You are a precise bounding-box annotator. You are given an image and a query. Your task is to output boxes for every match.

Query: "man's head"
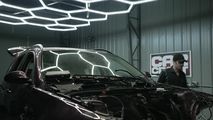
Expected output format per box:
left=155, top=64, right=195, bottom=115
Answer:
left=173, top=53, right=187, bottom=71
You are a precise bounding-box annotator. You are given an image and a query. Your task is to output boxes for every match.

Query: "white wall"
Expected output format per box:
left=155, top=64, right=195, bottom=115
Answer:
left=62, top=0, right=213, bottom=94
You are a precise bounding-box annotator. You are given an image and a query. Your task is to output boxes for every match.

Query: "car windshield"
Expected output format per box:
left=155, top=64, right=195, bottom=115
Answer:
left=41, top=49, right=143, bottom=78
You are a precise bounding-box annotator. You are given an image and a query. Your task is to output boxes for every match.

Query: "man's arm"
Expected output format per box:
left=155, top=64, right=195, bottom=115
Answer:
left=157, top=71, right=166, bottom=83
left=182, top=74, right=188, bottom=88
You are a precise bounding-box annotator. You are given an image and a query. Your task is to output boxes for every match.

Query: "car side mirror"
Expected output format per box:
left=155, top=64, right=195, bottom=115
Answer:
left=4, top=71, right=31, bottom=84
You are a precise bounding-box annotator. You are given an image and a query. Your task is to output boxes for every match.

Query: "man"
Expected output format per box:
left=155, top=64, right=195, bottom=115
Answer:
left=157, top=53, right=188, bottom=88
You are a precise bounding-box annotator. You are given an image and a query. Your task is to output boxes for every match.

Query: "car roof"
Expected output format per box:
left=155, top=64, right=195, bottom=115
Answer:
left=8, top=45, right=112, bottom=57
left=43, top=47, right=89, bottom=51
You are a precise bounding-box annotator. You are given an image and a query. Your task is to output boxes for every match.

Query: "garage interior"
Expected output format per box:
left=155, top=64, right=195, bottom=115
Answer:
left=0, top=0, right=213, bottom=119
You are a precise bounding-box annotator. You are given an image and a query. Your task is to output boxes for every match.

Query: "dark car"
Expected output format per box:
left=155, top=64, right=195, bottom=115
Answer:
left=0, top=44, right=213, bottom=120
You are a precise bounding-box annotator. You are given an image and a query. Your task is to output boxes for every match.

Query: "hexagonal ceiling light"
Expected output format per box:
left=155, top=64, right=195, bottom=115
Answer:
left=0, top=0, right=156, bottom=31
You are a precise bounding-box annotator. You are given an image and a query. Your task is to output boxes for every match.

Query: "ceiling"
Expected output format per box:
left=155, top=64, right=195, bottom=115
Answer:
left=0, top=0, right=156, bottom=31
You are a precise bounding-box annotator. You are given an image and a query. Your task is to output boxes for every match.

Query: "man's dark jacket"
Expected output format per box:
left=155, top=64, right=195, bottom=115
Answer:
left=158, top=67, right=188, bottom=88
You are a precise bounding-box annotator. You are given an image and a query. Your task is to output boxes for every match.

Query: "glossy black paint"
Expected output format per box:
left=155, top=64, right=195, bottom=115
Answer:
left=4, top=71, right=30, bottom=84
left=0, top=44, right=213, bottom=120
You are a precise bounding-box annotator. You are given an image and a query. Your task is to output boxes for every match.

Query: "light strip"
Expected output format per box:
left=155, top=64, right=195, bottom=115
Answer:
left=75, top=0, right=105, bottom=3
left=0, top=19, right=24, bottom=25
left=87, top=2, right=133, bottom=15
left=41, top=66, right=57, bottom=72
left=119, top=0, right=157, bottom=5
left=56, top=18, right=90, bottom=27
left=70, top=9, right=108, bottom=22
left=45, top=26, right=77, bottom=31
left=0, top=1, right=28, bottom=11
left=0, top=0, right=157, bottom=31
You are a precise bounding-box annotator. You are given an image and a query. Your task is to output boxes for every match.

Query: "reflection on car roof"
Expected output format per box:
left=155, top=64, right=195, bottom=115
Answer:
left=43, top=47, right=110, bottom=53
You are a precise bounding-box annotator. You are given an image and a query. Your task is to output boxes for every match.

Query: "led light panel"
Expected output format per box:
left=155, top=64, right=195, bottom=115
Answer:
left=0, top=0, right=156, bottom=31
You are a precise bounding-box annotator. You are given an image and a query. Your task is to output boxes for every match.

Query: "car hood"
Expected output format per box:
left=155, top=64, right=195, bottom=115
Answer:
left=58, top=83, right=213, bottom=120
left=42, top=75, right=213, bottom=120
